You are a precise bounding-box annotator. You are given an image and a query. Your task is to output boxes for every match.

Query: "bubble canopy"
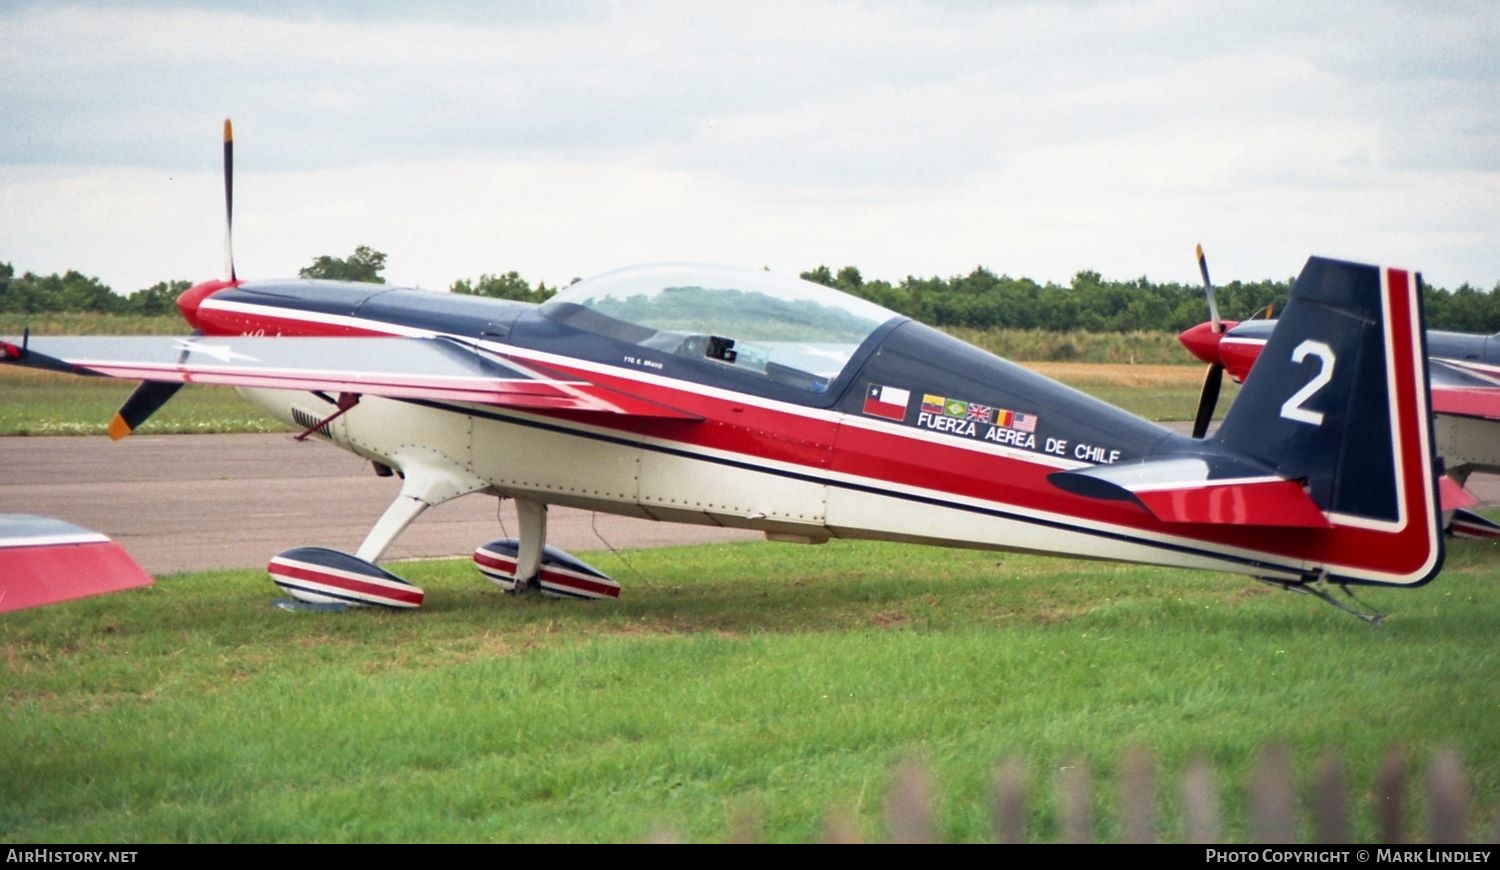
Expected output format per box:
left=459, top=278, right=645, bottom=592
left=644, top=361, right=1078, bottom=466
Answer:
left=539, top=264, right=903, bottom=393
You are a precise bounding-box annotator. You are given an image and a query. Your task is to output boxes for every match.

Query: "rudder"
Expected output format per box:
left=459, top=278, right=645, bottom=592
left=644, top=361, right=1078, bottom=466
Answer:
left=1214, top=257, right=1442, bottom=586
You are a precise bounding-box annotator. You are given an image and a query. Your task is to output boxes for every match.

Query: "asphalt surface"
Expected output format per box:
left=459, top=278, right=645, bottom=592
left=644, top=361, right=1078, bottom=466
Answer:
left=1, top=433, right=759, bottom=575
left=4, top=430, right=1494, bottom=575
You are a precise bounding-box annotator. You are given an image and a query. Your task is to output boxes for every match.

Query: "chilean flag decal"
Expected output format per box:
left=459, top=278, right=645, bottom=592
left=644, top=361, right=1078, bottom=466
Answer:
left=863, top=384, right=910, bottom=421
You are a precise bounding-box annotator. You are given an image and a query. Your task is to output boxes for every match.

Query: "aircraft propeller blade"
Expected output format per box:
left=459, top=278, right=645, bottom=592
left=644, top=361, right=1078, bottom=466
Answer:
left=1197, top=243, right=1221, bottom=334
left=224, top=118, right=236, bottom=282
left=109, top=381, right=184, bottom=441
left=1191, top=361, right=1223, bottom=439
left=1191, top=243, right=1226, bottom=438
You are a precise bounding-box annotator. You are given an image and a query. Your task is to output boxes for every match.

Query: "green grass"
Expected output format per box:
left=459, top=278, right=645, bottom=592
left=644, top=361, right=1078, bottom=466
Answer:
left=3, top=539, right=1496, bottom=843
left=0, top=313, right=190, bottom=336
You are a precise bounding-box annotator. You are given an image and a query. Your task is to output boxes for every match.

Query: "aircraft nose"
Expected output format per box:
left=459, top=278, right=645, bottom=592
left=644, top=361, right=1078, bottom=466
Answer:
left=176, top=279, right=238, bottom=330
left=1178, top=320, right=1226, bottom=366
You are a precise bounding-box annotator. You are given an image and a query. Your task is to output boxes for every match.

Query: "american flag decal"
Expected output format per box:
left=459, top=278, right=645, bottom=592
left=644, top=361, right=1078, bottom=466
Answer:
left=996, top=409, right=1039, bottom=432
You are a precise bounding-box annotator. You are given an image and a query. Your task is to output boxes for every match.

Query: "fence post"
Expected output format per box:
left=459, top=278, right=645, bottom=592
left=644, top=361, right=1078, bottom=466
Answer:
left=1251, top=743, right=1297, bottom=843
left=886, top=756, right=936, bottom=844
left=1119, top=746, right=1157, bottom=844
left=1181, top=754, right=1222, bottom=844
left=1377, top=746, right=1408, bottom=844
left=1312, top=752, right=1352, bottom=844
left=1058, top=756, right=1092, bottom=844
left=1428, top=747, right=1469, bottom=844
left=992, top=756, right=1028, bottom=844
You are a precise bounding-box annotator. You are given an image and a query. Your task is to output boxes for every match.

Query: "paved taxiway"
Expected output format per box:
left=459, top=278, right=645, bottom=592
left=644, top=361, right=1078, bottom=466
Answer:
left=1, top=434, right=760, bottom=574
left=4, top=431, right=1493, bottom=575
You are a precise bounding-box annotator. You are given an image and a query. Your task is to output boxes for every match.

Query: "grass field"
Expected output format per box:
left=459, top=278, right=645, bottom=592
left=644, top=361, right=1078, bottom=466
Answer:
left=0, top=320, right=1465, bottom=843
left=3, top=539, right=1496, bottom=843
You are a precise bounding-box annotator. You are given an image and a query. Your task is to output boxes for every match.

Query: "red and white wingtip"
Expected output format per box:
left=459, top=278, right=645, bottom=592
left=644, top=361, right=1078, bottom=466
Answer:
left=0, top=515, right=153, bottom=612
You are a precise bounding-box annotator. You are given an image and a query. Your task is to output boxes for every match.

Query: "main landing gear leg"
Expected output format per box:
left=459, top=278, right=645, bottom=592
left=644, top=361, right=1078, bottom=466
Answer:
left=510, top=498, right=548, bottom=594
left=357, top=460, right=488, bottom=562
left=267, top=456, right=487, bottom=610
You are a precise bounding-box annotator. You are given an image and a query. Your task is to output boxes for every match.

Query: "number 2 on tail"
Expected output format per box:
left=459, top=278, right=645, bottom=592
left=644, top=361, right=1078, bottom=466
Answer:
left=1280, top=340, right=1335, bottom=425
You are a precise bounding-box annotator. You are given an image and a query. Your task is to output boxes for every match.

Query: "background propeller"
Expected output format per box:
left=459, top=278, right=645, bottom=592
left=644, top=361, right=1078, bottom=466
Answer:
left=1189, top=243, right=1225, bottom=439
left=224, top=118, right=236, bottom=282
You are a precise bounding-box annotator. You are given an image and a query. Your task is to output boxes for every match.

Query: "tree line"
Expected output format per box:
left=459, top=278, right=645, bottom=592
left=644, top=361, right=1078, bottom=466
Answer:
left=4, top=247, right=1498, bottom=334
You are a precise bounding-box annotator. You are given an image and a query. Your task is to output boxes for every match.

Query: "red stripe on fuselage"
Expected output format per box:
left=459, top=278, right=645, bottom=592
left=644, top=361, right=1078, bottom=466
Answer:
left=198, top=303, right=394, bottom=338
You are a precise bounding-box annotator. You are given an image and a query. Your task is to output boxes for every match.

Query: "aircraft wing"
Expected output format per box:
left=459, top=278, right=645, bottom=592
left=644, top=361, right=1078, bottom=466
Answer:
left=1, top=335, right=701, bottom=420
left=1428, top=358, right=1500, bottom=421
left=0, top=515, right=153, bottom=612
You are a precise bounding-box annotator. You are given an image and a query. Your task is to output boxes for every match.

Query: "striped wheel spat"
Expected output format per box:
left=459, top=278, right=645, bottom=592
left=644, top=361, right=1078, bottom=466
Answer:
left=268, top=546, right=424, bottom=609
left=473, top=539, right=620, bottom=600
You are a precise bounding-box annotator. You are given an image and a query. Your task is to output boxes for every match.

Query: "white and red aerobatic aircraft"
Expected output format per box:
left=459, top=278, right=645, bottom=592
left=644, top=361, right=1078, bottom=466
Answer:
left=0, top=126, right=1445, bottom=620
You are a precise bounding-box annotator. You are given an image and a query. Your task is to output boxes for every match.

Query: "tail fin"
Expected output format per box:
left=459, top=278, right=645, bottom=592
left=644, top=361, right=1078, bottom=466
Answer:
left=1215, top=256, right=1442, bottom=586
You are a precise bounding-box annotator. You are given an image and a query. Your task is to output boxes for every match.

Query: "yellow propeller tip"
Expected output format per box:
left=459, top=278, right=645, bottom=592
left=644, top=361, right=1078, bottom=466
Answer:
left=107, top=413, right=133, bottom=442
left=223, top=118, right=233, bottom=143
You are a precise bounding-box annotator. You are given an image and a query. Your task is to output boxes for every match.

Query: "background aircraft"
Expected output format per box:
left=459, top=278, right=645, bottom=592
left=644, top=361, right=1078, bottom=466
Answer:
left=1179, top=246, right=1500, bottom=539
left=0, top=125, right=1445, bottom=620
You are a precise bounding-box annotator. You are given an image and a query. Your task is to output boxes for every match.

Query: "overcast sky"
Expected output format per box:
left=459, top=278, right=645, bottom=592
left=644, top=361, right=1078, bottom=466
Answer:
left=3, top=0, right=1496, bottom=297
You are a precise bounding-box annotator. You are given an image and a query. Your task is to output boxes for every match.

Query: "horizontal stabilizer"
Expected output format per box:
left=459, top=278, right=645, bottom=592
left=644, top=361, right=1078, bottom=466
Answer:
left=1448, top=508, right=1500, bottom=541
left=1438, top=475, right=1478, bottom=513
left=1427, top=358, right=1500, bottom=420
left=0, top=515, right=153, bottom=612
left=1050, top=457, right=1329, bottom=528
left=1431, top=387, right=1500, bottom=421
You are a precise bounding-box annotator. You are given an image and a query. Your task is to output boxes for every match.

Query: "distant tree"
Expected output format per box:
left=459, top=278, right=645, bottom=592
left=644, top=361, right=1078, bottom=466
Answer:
left=835, top=266, right=864, bottom=291
left=450, top=271, right=554, bottom=304
left=0, top=269, right=118, bottom=313
left=299, top=246, right=387, bottom=283
left=125, top=280, right=192, bottom=316
left=800, top=265, right=836, bottom=288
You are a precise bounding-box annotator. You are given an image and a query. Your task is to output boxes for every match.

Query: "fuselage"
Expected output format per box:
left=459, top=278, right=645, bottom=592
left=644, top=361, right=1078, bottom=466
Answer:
left=178, top=265, right=1407, bottom=584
